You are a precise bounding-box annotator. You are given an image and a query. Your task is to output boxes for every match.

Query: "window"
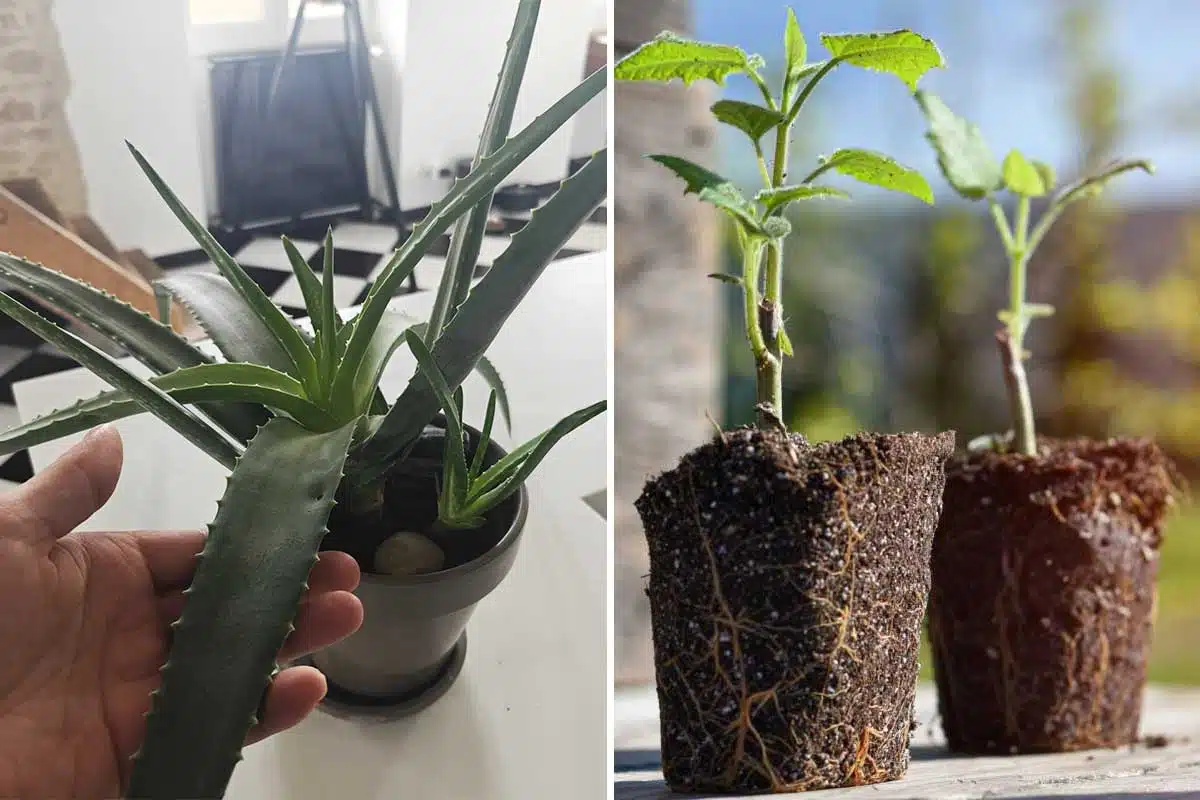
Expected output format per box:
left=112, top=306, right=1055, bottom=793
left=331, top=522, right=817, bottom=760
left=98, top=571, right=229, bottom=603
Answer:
left=188, top=0, right=267, bottom=25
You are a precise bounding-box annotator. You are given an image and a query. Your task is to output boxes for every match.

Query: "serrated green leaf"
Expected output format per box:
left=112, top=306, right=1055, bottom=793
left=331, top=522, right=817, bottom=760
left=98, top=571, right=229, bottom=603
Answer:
left=1032, top=160, right=1057, bottom=191
left=1002, top=149, right=1047, bottom=197
left=282, top=235, right=324, bottom=323
left=710, top=99, right=785, bottom=142
left=357, top=153, right=606, bottom=475
left=127, top=143, right=319, bottom=390
left=471, top=355, right=512, bottom=434
left=646, top=155, right=762, bottom=233
left=613, top=32, right=762, bottom=85
left=337, top=69, right=605, bottom=412
left=0, top=362, right=337, bottom=453
left=820, top=29, right=944, bottom=90
left=403, top=329, right=470, bottom=513
left=784, top=9, right=807, bottom=81
left=0, top=289, right=240, bottom=470
left=1053, top=158, right=1155, bottom=209
left=342, top=310, right=417, bottom=417
left=707, top=273, right=743, bottom=286
left=757, top=184, right=850, bottom=213
left=430, top=0, right=542, bottom=343
left=914, top=90, right=1002, bottom=199
left=820, top=148, right=934, bottom=204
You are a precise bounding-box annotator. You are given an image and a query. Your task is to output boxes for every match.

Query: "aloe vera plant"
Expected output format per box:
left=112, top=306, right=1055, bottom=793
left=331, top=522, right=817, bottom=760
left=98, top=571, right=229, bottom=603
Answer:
left=614, top=13, right=943, bottom=428
left=915, top=90, right=1152, bottom=455
left=0, top=2, right=606, bottom=796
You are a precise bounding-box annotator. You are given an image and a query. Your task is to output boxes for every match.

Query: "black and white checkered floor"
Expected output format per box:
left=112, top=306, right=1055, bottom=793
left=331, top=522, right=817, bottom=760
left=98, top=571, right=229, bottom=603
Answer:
left=0, top=202, right=607, bottom=492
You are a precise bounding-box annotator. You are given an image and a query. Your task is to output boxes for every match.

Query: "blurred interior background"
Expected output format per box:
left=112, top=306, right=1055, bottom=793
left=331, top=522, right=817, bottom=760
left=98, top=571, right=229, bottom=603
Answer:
left=615, top=0, right=1200, bottom=689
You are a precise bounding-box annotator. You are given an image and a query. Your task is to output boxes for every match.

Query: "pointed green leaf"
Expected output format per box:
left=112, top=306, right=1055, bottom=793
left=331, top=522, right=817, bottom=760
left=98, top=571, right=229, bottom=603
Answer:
left=1053, top=159, right=1155, bottom=209
left=820, top=148, right=933, bottom=204
left=357, top=152, right=606, bottom=474
left=343, top=309, right=417, bottom=416
left=757, top=184, right=850, bottom=213
left=471, top=354, right=512, bottom=433
left=710, top=99, right=785, bottom=142
left=319, top=228, right=339, bottom=378
left=469, top=390, right=498, bottom=481
left=337, top=69, right=606, bottom=405
left=127, top=143, right=318, bottom=388
left=0, top=362, right=337, bottom=453
left=430, top=0, right=543, bottom=343
left=613, top=33, right=763, bottom=85
left=779, top=326, right=794, bottom=357
left=819, top=30, right=944, bottom=90
left=914, top=90, right=1002, bottom=199
left=127, top=417, right=356, bottom=799
left=1002, top=149, right=1048, bottom=197
left=282, top=236, right=324, bottom=322
left=403, top=329, right=469, bottom=504
left=784, top=9, right=807, bottom=81
left=1032, top=160, right=1057, bottom=192
left=707, top=273, right=743, bottom=286
left=158, top=273, right=297, bottom=375
left=0, top=290, right=240, bottom=469
left=647, top=154, right=763, bottom=233
left=465, top=400, right=607, bottom=512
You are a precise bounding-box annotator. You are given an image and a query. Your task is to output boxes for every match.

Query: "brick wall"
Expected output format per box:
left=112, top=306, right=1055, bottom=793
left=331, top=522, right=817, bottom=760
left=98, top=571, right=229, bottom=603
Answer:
left=0, top=0, right=87, bottom=215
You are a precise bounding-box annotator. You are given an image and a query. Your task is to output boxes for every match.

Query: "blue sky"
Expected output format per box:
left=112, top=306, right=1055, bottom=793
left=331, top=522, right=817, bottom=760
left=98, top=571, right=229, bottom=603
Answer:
left=694, top=0, right=1200, bottom=206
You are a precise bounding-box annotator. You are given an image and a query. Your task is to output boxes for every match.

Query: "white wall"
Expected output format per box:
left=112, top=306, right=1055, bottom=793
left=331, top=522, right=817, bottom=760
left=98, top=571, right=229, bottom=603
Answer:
left=53, top=0, right=209, bottom=257
left=569, top=2, right=607, bottom=159
left=396, top=0, right=598, bottom=209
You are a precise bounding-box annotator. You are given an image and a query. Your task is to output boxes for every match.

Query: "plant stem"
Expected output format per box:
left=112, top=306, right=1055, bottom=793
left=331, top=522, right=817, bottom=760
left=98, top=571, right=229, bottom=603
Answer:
left=1002, top=195, right=1037, bottom=455
left=752, top=110, right=792, bottom=429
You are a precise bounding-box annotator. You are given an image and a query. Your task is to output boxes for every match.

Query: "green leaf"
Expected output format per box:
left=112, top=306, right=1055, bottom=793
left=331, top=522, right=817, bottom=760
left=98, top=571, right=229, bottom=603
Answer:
left=646, top=154, right=762, bottom=233
left=0, top=362, right=337, bottom=453
left=281, top=236, right=324, bottom=323
left=819, top=30, right=944, bottom=90
left=0, top=289, right=240, bottom=470
left=779, top=327, right=794, bottom=357
left=757, top=184, right=850, bottom=213
left=342, top=310, right=416, bottom=417
left=820, top=148, right=934, bottom=204
left=613, top=32, right=763, bottom=85
left=1032, top=160, right=1057, bottom=191
left=707, top=273, right=743, bottom=286
left=464, top=400, right=607, bottom=513
left=710, top=99, right=785, bottom=142
left=336, top=69, right=606, bottom=408
left=469, top=390, right=498, bottom=480
left=127, top=417, right=356, bottom=799
left=319, top=229, right=340, bottom=379
left=429, top=0, right=542, bottom=343
left=403, top=329, right=469, bottom=512
left=914, top=90, right=1002, bottom=199
left=158, top=273, right=297, bottom=376
left=357, top=152, right=607, bottom=475
left=127, top=143, right=319, bottom=389
left=471, top=354, right=512, bottom=434
left=1002, top=149, right=1048, bottom=197
left=784, top=9, right=807, bottom=81
left=1053, top=158, right=1155, bottom=209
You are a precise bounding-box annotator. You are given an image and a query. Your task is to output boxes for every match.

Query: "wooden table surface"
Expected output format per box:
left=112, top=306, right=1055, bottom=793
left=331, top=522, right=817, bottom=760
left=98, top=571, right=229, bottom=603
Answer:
left=614, top=685, right=1200, bottom=798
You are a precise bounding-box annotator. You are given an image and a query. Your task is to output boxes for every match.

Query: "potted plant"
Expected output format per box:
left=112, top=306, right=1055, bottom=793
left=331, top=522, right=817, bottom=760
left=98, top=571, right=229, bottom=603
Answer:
left=615, top=13, right=954, bottom=794
left=915, top=91, right=1178, bottom=754
left=0, top=2, right=606, bottom=797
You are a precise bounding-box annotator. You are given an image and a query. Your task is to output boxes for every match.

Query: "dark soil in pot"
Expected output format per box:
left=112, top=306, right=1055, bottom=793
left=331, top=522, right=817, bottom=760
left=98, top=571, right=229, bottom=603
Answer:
left=929, top=437, right=1177, bottom=755
left=636, top=427, right=954, bottom=794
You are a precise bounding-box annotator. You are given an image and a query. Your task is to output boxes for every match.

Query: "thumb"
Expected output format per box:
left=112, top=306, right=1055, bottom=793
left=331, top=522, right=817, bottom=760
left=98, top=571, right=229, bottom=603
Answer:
left=5, top=424, right=123, bottom=543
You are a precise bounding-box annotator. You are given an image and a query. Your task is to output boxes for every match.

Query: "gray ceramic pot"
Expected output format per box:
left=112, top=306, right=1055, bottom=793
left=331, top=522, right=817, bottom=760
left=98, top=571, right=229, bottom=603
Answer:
left=308, top=430, right=529, bottom=717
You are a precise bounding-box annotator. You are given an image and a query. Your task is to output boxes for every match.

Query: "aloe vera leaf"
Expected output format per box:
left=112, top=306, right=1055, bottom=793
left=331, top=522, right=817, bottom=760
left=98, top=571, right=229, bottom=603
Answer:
left=0, top=252, right=265, bottom=443
left=355, top=151, right=606, bottom=473
left=126, top=143, right=319, bottom=389
left=472, top=354, right=511, bottom=433
left=0, top=363, right=338, bottom=454
left=125, top=417, right=357, bottom=800
left=0, top=289, right=241, bottom=470
left=281, top=236, right=324, bottom=327
left=428, top=0, right=542, bottom=342
left=339, top=309, right=417, bottom=417
left=404, top=330, right=469, bottom=506
left=469, top=391, right=498, bottom=480
left=333, top=69, right=606, bottom=405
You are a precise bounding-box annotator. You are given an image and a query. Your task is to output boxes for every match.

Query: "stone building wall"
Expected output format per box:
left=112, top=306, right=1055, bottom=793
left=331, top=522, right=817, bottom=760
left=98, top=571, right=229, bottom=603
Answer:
left=0, top=0, right=87, bottom=215
left=614, top=0, right=721, bottom=685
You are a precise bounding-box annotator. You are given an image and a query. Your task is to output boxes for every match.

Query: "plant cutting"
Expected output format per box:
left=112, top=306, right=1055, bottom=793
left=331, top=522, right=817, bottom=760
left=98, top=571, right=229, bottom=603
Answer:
left=616, top=12, right=954, bottom=794
left=0, top=1, right=605, bottom=797
left=916, top=90, right=1177, bottom=754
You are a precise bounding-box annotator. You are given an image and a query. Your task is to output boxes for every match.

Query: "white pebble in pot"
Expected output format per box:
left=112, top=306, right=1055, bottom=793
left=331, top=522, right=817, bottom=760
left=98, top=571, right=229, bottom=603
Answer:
left=374, top=531, right=447, bottom=576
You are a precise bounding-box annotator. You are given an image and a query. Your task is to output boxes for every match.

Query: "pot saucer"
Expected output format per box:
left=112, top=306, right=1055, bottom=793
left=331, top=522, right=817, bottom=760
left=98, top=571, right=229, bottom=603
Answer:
left=299, top=634, right=467, bottom=721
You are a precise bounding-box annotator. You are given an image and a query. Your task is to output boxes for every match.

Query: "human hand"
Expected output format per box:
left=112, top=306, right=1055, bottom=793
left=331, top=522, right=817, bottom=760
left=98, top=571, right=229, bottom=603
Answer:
left=0, top=425, right=364, bottom=798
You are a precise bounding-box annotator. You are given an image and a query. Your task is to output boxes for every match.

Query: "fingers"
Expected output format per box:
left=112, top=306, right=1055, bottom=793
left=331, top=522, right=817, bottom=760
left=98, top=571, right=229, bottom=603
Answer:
left=245, top=666, right=328, bottom=745
left=4, top=424, right=123, bottom=544
left=278, top=590, right=363, bottom=661
left=143, top=535, right=359, bottom=596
